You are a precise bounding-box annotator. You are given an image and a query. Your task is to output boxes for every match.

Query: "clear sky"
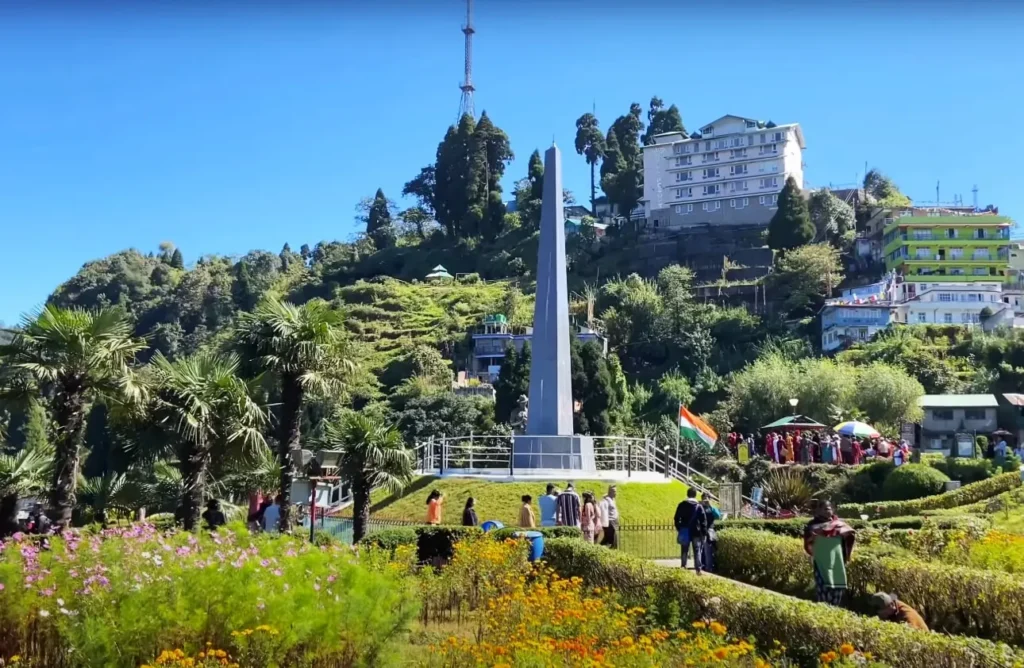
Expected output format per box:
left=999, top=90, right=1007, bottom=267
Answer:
left=2, top=0, right=1022, bottom=324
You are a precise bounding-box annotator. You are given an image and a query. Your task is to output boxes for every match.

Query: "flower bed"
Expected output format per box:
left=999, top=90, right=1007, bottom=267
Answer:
left=715, top=528, right=1024, bottom=646
left=0, top=525, right=418, bottom=667
left=837, top=472, right=1021, bottom=519
left=542, top=538, right=1021, bottom=667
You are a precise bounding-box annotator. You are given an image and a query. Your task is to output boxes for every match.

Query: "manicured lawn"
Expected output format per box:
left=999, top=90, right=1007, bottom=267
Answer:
left=349, top=476, right=689, bottom=526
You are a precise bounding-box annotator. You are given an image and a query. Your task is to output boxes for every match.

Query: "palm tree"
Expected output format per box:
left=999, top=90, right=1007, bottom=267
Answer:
left=0, top=441, right=52, bottom=537
left=319, top=413, right=413, bottom=543
left=235, top=297, right=352, bottom=532
left=0, top=306, right=145, bottom=528
left=77, top=472, right=130, bottom=527
left=149, top=351, right=266, bottom=530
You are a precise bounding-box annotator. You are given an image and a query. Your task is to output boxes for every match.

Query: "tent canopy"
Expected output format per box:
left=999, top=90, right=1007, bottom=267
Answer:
left=762, top=414, right=827, bottom=430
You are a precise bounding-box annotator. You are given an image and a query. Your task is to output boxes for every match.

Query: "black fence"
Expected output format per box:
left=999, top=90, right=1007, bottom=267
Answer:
left=309, top=516, right=418, bottom=544
left=617, top=523, right=680, bottom=560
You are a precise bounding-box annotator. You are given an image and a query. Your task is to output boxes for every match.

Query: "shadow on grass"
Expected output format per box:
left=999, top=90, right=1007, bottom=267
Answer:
left=369, top=476, right=438, bottom=515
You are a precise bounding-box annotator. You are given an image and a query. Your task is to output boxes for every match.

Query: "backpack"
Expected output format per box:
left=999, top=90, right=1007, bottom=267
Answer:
left=690, top=503, right=708, bottom=536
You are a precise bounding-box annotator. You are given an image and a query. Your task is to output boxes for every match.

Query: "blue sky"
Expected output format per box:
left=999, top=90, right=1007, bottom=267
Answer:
left=2, top=1, right=1022, bottom=324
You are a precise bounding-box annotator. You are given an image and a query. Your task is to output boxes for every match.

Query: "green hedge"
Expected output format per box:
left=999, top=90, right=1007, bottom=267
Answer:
left=542, top=538, right=1022, bottom=667
left=837, top=471, right=1022, bottom=519
left=489, top=526, right=583, bottom=541
left=718, top=517, right=869, bottom=538
left=880, top=464, right=950, bottom=501
left=718, top=514, right=989, bottom=537
left=926, top=485, right=1024, bottom=516
left=715, top=528, right=1024, bottom=646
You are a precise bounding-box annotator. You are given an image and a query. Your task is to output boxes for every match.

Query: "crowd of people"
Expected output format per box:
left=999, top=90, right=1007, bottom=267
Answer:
left=726, top=430, right=915, bottom=466
left=426, top=482, right=622, bottom=548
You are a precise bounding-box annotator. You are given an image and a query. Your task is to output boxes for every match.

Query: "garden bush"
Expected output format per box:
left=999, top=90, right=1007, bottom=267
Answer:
left=542, top=537, right=1022, bottom=667
left=838, top=471, right=1021, bottom=519
left=718, top=517, right=869, bottom=538
left=0, top=526, right=418, bottom=667
left=715, top=528, right=1024, bottom=646
left=879, top=464, right=950, bottom=501
left=360, top=524, right=577, bottom=561
left=928, top=456, right=994, bottom=484
left=489, top=526, right=582, bottom=541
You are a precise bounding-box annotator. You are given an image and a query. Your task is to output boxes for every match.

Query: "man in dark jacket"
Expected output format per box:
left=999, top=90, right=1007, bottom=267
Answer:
left=674, top=488, right=707, bottom=575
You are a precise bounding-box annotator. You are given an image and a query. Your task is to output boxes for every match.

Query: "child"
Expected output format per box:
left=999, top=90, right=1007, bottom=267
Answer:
left=519, top=495, right=536, bottom=528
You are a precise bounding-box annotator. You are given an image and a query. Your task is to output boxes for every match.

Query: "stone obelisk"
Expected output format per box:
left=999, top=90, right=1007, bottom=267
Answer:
left=526, top=144, right=574, bottom=437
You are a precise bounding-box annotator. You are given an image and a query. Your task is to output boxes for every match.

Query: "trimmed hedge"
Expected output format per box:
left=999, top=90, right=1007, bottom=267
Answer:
left=837, top=471, right=1022, bottom=519
left=719, top=514, right=989, bottom=536
left=880, top=464, right=950, bottom=501
left=489, top=526, right=583, bottom=541
left=715, top=528, right=1024, bottom=646
left=926, top=485, right=1024, bottom=516
left=718, top=517, right=868, bottom=538
left=542, top=538, right=1023, bottom=667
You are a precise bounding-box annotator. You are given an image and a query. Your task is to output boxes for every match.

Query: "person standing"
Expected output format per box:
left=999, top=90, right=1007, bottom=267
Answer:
left=262, top=495, right=283, bottom=534
left=581, top=491, right=599, bottom=543
left=202, top=499, right=226, bottom=530
left=850, top=439, right=863, bottom=466
left=804, top=500, right=856, bottom=606
left=599, top=485, right=619, bottom=549
left=462, top=497, right=478, bottom=527
left=556, top=481, right=582, bottom=528
left=425, top=490, right=444, bottom=526
left=538, top=484, right=559, bottom=527
left=674, top=488, right=707, bottom=575
left=519, top=495, right=536, bottom=528
left=700, top=494, right=721, bottom=573
left=784, top=433, right=795, bottom=464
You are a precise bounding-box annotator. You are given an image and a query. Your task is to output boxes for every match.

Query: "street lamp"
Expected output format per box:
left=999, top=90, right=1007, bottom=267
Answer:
left=789, top=398, right=799, bottom=414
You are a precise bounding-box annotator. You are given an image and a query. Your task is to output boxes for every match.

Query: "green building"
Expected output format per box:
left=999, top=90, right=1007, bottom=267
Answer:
left=882, top=212, right=1012, bottom=282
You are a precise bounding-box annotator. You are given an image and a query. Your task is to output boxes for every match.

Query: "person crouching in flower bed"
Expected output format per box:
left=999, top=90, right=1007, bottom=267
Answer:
left=803, top=499, right=855, bottom=606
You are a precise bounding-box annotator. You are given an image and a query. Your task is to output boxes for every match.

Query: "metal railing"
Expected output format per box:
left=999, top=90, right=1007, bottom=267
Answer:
left=308, top=516, right=418, bottom=544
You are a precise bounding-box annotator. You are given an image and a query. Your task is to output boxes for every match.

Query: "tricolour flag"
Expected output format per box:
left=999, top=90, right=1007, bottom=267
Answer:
left=678, top=406, right=718, bottom=449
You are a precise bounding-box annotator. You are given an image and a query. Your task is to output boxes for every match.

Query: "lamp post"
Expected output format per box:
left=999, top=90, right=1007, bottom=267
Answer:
left=789, top=398, right=799, bottom=415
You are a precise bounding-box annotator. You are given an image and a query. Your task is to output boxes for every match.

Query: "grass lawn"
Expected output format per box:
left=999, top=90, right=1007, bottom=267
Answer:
left=348, top=476, right=689, bottom=526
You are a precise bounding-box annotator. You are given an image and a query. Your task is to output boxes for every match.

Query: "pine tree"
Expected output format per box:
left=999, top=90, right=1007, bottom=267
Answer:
left=170, top=248, right=185, bottom=269
left=574, top=113, right=606, bottom=215
left=767, top=176, right=815, bottom=251
left=641, top=96, right=685, bottom=145
left=600, top=104, right=644, bottom=220
left=365, top=188, right=397, bottom=249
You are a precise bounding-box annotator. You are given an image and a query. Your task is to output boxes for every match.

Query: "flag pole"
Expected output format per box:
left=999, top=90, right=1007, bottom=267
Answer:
left=675, top=403, right=681, bottom=475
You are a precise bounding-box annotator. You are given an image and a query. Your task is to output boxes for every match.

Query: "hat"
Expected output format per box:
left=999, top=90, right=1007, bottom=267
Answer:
left=871, top=592, right=896, bottom=611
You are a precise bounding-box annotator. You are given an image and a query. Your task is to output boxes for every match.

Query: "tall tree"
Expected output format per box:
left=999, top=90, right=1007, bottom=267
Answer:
left=361, top=188, right=397, bottom=249
left=808, top=189, right=855, bottom=243
left=0, top=306, right=145, bottom=527
left=468, top=112, right=513, bottom=239
left=601, top=104, right=644, bottom=220
left=514, top=150, right=545, bottom=231
left=402, top=166, right=437, bottom=218
left=321, top=413, right=413, bottom=543
left=767, top=176, right=815, bottom=251
left=494, top=342, right=531, bottom=423
left=641, top=96, right=685, bottom=145
left=574, top=113, right=606, bottom=216
left=864, top=168, right=912, bottom=209
left=768, top=243, right=844, bottom=317
left=235, top=297, right=352, bottom=532
left=170, top=248, right=185, bottom=270
left=149, top=351, right=266, bottom=530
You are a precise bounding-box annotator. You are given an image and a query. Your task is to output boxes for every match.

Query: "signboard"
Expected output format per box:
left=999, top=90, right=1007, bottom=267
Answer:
left=900, top=422, right=916, bottom=447
left=953, top=433, right=975, bottom=458
left=718, top=482, right=743, bottom=517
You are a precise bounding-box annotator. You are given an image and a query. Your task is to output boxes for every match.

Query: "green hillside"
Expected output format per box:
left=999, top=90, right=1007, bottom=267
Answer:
left=350, top=476, right=689, bottom=525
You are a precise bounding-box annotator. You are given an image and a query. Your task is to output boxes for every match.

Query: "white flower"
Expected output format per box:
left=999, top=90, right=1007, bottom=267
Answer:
left=57, top=598, right=65, bottom=606
left=39, top=609, right=50, bottom=618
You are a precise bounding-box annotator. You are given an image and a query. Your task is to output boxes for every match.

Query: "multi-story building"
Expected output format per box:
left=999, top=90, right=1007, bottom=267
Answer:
left=881, top=211, right=1012, bottom=283
left=821, top=277, right=899, bottom=352
left=466, top=314, right=607, bottom=383
left=641, top=114, right=805, bottom=229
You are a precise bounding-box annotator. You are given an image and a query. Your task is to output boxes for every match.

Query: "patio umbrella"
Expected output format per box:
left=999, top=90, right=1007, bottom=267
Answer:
left=834, top=421, right=880, bottom=439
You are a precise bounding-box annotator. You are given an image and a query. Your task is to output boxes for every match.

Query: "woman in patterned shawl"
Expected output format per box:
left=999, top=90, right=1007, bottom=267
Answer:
left=804, top=500, right=856, bottom=606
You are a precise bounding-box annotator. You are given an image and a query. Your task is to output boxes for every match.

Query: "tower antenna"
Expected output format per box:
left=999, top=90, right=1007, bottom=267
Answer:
left=457, top=0, right=475, bottom=120
left=972, top=184, right=979, bottom=211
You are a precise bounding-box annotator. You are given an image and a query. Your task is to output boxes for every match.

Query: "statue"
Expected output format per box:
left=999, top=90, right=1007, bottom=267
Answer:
left=510, top=394, right=529, bottom=435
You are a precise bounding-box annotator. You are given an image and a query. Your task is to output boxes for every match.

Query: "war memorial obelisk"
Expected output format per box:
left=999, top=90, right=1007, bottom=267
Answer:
left=513, top=144, right=596, bottom=472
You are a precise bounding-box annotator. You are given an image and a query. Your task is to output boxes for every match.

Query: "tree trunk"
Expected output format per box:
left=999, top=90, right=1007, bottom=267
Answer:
left=179, top=445, right=206, bottom=532
left=590, top=161, right=597, bottom=216
left=0, top=493, right=19, bottom=538
left=352, top=482, right=371, bottom=543
left=278, top=375, right=304, bottom=532
left=50, top=385, right=87, bottom=529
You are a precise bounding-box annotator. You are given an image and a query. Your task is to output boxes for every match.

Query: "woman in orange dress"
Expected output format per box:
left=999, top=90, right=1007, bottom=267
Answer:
left=784, top=433, right=795, bottom=463
left=426, top=490, right=444, bottom=525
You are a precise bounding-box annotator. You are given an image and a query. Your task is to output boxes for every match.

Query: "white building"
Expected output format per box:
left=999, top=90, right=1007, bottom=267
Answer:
left=892, top=283, right=1009, bottom=326
left=641, top=114, right=806, bottom=230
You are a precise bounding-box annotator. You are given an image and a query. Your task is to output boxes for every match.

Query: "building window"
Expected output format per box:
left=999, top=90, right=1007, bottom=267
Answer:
left=760, top=133, right=766, bottom=144
left=950, top=247, right=963, bottom=259
left=674, top=156, right=691, bottom=167
left=730, top=181, right=748, bottom=192
left=915, top=248, right=932, bottom=259
left=759, top=143, right=778, bottom=155
left=975, top=229, right=986, bottom=239
left=702, top=126, right=714, bottom=136
left=705, top=141, right=711, bottom=151
left=673, top=144, right=684, bottom=155
left=773, top=131, right=784, bottom=142
left=687, top=204, right=693, bottom=213
left=703, top=168, right=719, bottom=179
left=943, top=313, right=953, bottom=323
left=730, top=164, right=748, bottom=175
left=947, top=228, right=957, bottom=238
left=939, top=293, right=952, bottom=302
left=974, top=268, right=988, bottom=276
left=759, top=177, right=778, bottom=189
left=973, top=249, right=991, bottom=260
left=730, top=199, right=736, bottom=208
left=931, top=409, right=954, bottom=420
left=912, top=229, right=932, bottom=240
left=918, top=313, right=927, bottom=323
left=675, top=171, right=691, bottom=182
left=743, top=197, right=749, bottom=206
left=674, top=205, right=682, bottom=214
left=703, top=184, right=720, bottom=196
left=745, top=120, right=757, bottom=128
left=759, top=196, right=766, bottom=205
left=771, top=194, right=778, bottom=206
left=965, top=409, right=987, bottom=421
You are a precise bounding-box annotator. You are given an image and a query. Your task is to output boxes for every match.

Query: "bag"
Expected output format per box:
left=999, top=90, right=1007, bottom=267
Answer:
left=707, top=528, right=717, bottom=543
left=677, top=528, right=690, bottom=545
left=690, top=504, right=708, bottom=536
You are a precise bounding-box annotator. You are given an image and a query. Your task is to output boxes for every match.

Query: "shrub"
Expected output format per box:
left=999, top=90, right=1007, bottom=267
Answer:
left=714, top=528, right=1024, bottom=646
left=362, top=526, right=418, bottom=552
left=489, top=526, right=582, bottom=541
left=762, top=468, right=814, bottom=511
left=838, top=471, right=1022, bottom=519
left=976, top=434, right=989, bottom=458
left=718, top=517, right=870, bottom=538
left=929, top=456, right=994, bottom=484
left=880, top=464, right=950, bottom=501
left=869, top=514, right=991, bottom=532
left=542, top=537, right=1023, bottom=667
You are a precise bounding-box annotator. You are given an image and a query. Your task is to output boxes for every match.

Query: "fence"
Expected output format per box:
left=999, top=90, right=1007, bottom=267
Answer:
left=307, top=515, right=418, bottom=544
left=617, top=523, right=681, bottom=560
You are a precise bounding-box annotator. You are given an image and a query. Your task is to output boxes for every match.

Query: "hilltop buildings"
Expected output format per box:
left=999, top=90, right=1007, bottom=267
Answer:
left=641, top=114, right=805, bottom=230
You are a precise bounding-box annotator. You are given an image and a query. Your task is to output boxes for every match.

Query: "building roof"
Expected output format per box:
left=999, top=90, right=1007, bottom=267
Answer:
left=646, top=115, right=805, bottom=149
left=1003, top=393, right=1024, bottom=407
left=918, top=394, right=999, bottom=408
left=884, top=215, right=1011, bottom=231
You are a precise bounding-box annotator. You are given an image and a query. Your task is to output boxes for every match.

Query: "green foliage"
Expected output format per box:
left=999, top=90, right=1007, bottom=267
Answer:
left=574, top=112, right=606, bottom=213
left=880, top=464, right=950, bottom=501
left=839, top=471, right=1022, bottom=519
left=600, top=103, right=644, bottom=220
left=761, top=467, right=815, bottom=512
left=928, top=456, right=995, bottom=484
left=514, top=149, right=545, bottom=231
left=640, top=96, right=685, bottom=145
left=572, top=340, right=617, bottom=435
left=768, top=243, right=843, bottom=317
left=362, top=188, right=398, bottom=249
left=493, top=342, right=530, bottom=424
left=807, top=189, right=855, bottom=243
left=396, top=393, right=495, bottom=443
left=864, top=168, right=912, bottom=209
left=0, top=527, right=418, bottom=667
left=767, top=177, right=814, bottom=251
left=543, top=537, right=1022, bottom=667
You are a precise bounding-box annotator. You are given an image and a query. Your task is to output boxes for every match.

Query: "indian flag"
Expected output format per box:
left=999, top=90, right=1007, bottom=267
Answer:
left=679, top=406, right=718, bottom=449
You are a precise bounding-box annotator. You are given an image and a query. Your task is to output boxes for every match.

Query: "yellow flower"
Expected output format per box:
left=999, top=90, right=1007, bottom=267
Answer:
left=692, top=621, right=707, bottom=629
left=840, top=643, right=855, bottom=656
left=709, top=621, right=727, bottom=636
